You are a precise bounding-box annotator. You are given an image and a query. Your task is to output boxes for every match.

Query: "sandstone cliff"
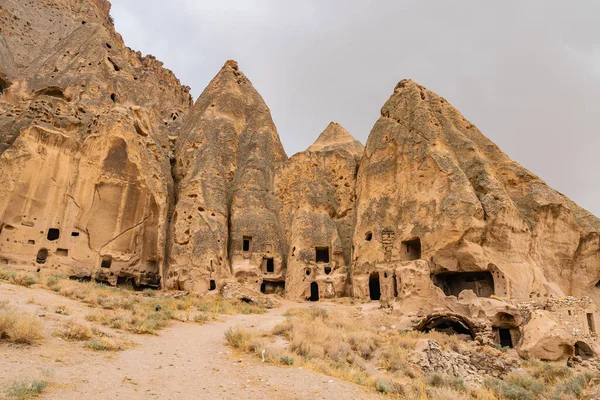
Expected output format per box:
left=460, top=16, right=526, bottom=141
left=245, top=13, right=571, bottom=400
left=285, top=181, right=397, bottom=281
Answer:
left=167, top=60, right=287, bottom=292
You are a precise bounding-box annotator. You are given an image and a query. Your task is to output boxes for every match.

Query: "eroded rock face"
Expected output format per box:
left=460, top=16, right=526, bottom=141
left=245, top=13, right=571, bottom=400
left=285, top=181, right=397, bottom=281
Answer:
left=1, top=2, right=599, bottom=361
left=352, top=79, right=600, bottom=304
left=0, top=1, right=191, bottom=287
left=275, top=122, right=363, bottom=300
left=166, top=61, right=287, bottom=293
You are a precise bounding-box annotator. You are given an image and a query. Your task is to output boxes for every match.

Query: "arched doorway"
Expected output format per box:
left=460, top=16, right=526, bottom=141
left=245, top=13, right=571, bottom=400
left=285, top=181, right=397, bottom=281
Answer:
left=574, top=341, right=594, bottom=360
left=36, top=248, right=48, bottom=264
left=369, top=272, right=380, bottom=300
left=309, top=282, right=319, bottom=302
left=416, top=314, right=476, bottom=340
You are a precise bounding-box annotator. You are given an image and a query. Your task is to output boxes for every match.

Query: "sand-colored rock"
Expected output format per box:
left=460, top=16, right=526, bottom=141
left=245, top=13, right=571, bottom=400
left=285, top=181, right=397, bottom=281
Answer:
left=517, top=310, right=574, bottom=361
left=166, top=61, right=287, bottom=293
left=352, top=79, right=600, bottom=305
left=275, top=122, right=362, bottom=300
left=0, top=1, right=191, bottom=287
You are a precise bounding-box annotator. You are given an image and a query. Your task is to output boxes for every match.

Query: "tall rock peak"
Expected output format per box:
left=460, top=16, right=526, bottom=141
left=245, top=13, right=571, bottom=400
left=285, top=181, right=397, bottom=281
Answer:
left=308, top=122, right=363, bottom=155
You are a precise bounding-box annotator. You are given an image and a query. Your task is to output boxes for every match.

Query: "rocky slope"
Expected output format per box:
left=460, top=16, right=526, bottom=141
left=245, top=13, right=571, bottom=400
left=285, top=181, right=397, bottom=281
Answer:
left=1, top=0, right=600, bottom=362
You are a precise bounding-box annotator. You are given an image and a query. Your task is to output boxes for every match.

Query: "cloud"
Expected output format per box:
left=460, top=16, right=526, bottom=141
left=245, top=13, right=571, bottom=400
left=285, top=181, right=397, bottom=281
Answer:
left=111, top=0, right=600, bottom=217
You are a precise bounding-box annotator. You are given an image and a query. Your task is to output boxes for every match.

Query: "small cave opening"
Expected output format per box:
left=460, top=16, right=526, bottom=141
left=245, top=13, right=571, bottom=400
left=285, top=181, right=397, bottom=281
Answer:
left=209, top=279, right=216, bottom=291
left=110, top=93, right=117, bottom=102
left=71, top=231, right=80, bottom=237
left=433, top=271, right=495, bottom=298
left=365, top=232, right=372, bottom=241
left=56, top=248, right=69, bottom=257
left=305, top=268, right=311, bottom=276
left=107, top=57, right=121, bottom=71
left=369, top=272, right=381, bottom=300
left=587, top=313, right=596, bottom=334
left=575, top=341, right=594, bottom=360
left=417, top=315, right=475, bottom=340
left=261, top=281, right=285, bottom=294
left=265, top=257, right=274, bottom=273
left=117, top=276, right=135, bottom=288
left=595, top=280, right=600, bottom=288
left=315, top=247, right=329, bottom=263
left=47, top=228, right=60, bottom=241
left=100, top=256, right=112, bottom=269
left=324, top=266, right=332, bottom=275
left=401, top=238, right=421, bottom=260
left=35, top=86, right=65, bottom=99
left=498, top=328, right=513, bottom=348
left=36, top=248, right=48, bottom=264
left=309, top=282, right=319, bottom=301
left=0, top=76, right=9, bottom=94
left=243, top=236, right=251, bottom=252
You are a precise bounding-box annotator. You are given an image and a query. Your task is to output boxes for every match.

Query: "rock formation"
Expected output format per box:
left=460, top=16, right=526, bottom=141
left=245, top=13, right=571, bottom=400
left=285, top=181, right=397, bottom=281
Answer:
left=1, top=0, right=600, bottom=363
left=275, top=122, right=362, bottom=300
left=167, top=60, right=287, bottom=293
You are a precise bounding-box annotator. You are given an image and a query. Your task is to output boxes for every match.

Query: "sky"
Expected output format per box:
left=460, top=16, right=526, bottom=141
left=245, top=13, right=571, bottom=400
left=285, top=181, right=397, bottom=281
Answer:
left=111, top=0, right=600, bottom=217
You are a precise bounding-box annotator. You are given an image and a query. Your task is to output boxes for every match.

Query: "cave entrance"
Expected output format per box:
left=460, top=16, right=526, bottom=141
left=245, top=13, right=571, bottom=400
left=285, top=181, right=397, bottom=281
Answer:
left=575, top=341, right=594, bottom=360
left=36, top=248, right=48, bottom=264
left=401, top=238, right=421, bottom=260
left=100, top=256, right=112, bottom=269
left=309, top=282, right=319, bottom=301
left=416, top=314, right=475, bottom=340
left=0, top=76, right=8, bottom=93
left=369, top=272, right=381, bottom=300
left=498, top=329, right=513, bottom=348
left=243, top=236, right=251, bottom=252
left=47, top=228, right=60, bottom=241
left=265, top=257, right=274, bottom=273
left=261, top=281, right=285, bottom=295
left=433, top=271, right=494, bottom=297
left=209, top=280, right=216, bottom=291
left=315, top=247, right=329, bottom=263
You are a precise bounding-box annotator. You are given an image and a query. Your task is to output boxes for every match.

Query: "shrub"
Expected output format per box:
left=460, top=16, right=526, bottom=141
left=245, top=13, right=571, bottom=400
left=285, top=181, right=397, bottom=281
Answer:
left=425, top=373, right=466, bottom=393
left=0, top=305, right=43, bottom=344
left=6, top=379, right=48, bottom=399
left=85, top=337, right=131, bottom=351
left=280, top=355, right=295, bottom=365
left=224, top=327, right=252, bottom=350
left=375, top=379, right=405, bottom=395
left=57, top=320, right=92, bottom=341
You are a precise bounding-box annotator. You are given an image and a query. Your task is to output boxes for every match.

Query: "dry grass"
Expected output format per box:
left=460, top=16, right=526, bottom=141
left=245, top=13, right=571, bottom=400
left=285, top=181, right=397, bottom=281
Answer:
left=0, top=302, right=43, bottom=344
left=56, top=319, right=93, bottom=341
left=0, top=267, right=267, bottom=336
left=224, top=306, right=600, bottom=399
left=84, top=337, right=134, bottom=351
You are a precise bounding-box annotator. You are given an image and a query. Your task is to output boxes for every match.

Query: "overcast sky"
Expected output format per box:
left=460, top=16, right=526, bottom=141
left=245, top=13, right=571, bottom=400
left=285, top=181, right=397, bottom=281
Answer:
left=111, top=1, right=600, bottom=217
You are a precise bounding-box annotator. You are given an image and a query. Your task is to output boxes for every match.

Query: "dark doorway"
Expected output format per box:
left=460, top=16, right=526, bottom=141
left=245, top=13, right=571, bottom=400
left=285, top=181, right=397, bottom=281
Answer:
left=265, top=258, right=274, bottom=273
left=261, top=281, right=285, bottom=294
left=315, top=247, right=329, bottom=263
left=243, top=236, right=251, bottom=252
left=433, top=271, right=495, bottom=297
left=47, top=228, right=60, bottom=241
left=209, top=280, right=216, bottom=291
left=587, top=313, right=595, bottom=334
left=499, top=329, right=513, bottom=348
left=575, top=341, right=594, bottom=359
left=309, top=282, right=319, bottom=301
left=369, top=272, right=381, bottom=300
left=401, top=238, right=421, bottom=260
left=100, top=256, right=112, bottom=269
left=36, top=248, right=48, bottom=264
left=417, top=315, right=475, bottom=340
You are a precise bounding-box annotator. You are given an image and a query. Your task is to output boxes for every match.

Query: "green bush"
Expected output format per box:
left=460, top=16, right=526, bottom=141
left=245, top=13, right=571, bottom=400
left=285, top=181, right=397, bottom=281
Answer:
left=7, top=379, right=48, bottom=399
left=280, top=355, right=295, bottom=365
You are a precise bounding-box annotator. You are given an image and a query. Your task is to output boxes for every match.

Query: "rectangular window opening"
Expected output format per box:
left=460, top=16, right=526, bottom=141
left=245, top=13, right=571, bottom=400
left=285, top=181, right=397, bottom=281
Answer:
left=587, top=313, right=595, bottom=334
left=315, top=247, right=329, bottom=263
left=265, top=258, right=274, bottom=273
left=71, top=232, right=80, bottom=237
left=243, top=236, right=252, bottom=252
left=56, top=248, right=69, bottom=257
left=101, top=255, right=112, bottom=269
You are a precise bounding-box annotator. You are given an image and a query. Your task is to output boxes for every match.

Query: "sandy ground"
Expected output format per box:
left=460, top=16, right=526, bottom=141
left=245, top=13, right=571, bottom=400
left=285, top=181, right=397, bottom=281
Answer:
left=0, top=282, right=384, bottom=399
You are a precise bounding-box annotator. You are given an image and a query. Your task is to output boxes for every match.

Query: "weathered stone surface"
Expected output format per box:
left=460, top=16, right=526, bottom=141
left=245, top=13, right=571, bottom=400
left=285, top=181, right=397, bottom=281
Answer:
left=0, top=0, right=191, bottom=287
left=1, top=0, right=600, bottom=361
left=166, top=60, right=287, bottom=293
left=517, top=310, right=574, bottom=361
left=275, top=122, right=362, bottom=300
left=352, top=79, right=600, bottom=305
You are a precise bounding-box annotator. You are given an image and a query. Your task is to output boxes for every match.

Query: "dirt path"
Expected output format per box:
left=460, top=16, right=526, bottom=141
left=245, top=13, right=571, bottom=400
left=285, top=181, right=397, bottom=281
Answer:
left=0, top=283, right=383, bottom=399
